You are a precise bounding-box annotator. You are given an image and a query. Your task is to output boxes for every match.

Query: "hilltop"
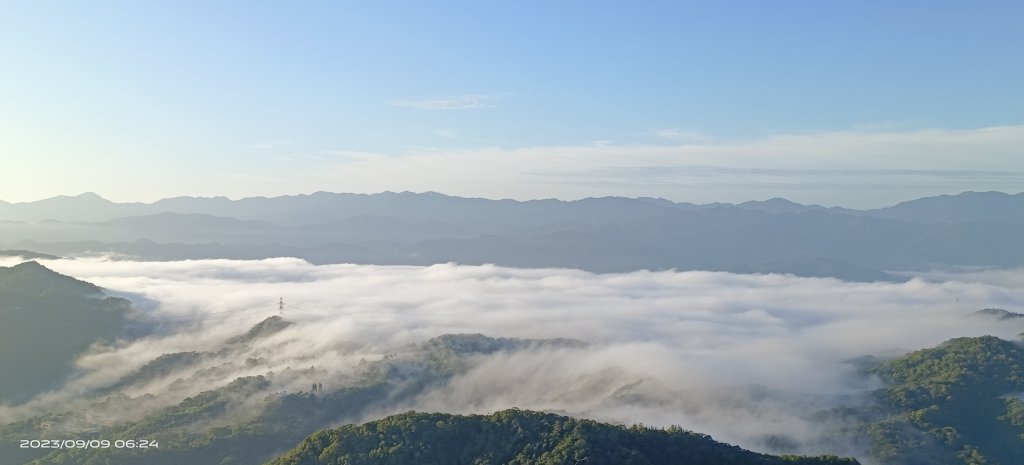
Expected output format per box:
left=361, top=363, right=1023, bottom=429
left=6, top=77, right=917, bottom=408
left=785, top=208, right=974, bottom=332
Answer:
left=267, top=409, right=859, bottom=465
left=0, top=262, right=135, bottom=404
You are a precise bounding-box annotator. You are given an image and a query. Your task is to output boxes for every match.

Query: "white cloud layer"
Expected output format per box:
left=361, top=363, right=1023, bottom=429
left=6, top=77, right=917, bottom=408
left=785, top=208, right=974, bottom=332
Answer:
left=3, top=125, right=1022, bottom=207
left=389, top=94, right=498, bottom=110
left=2, top=256, right=1022, bottom=456
left=292, top=125, right=1024, bottom=208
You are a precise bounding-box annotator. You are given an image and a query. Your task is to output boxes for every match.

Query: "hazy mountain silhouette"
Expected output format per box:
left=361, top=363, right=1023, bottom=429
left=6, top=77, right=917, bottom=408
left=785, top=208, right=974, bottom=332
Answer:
left=866, top=191, right=1024, bottom=225
left=3, top=191, right=1024, bottom=282
left=974, top=308, right=1024, bottom=320
left=737, top=198, right=858, bottom=215
left=4, top=190, right=1021, bottom=225
left=0, top=192, right=148, bottom=223
left=0, top=250, right=60, bottom=260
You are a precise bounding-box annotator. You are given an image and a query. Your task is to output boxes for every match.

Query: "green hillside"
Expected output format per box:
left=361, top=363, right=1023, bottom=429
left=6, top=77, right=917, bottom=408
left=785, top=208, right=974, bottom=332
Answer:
left=0, top=261, right=134, bottom=403
left=856, top=336, right=1024, bottom=465
left=267, top=409, right=858, bottom=465
left=17, top=333, right=582, bottom=465
left=22, top=376, right=392, bottom=465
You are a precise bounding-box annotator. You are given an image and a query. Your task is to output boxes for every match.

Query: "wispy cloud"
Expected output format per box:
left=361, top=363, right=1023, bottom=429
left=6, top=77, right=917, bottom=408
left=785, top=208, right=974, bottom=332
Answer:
left=30, top=125, right=1022, bottom=208
left=286, top=125, right=1024, bottom=208
left=850, top=119, right=929, bottom=131
left=390, top=94, right=498, bottom=110
left=243, top=139, right=295, bottom=151
left=653, top=128, right=708, bottom=141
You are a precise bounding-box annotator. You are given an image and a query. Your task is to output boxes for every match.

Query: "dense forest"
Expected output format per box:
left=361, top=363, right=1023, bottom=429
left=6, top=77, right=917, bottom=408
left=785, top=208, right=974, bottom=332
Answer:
left=851, top=336, right=1024, bottom=465
left=0, top=261, right=135, bottom=403
left=268, top=410, right=859, bottom=465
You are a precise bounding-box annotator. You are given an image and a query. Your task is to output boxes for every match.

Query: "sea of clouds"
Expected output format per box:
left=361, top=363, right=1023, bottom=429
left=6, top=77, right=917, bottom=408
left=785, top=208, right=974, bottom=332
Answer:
left=2, top=256, right=1023, bottom=457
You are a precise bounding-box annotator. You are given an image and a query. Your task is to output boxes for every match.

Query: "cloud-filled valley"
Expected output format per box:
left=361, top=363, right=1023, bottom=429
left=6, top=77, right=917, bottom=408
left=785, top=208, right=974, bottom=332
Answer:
left=2, top=256, right=1022, bottom=460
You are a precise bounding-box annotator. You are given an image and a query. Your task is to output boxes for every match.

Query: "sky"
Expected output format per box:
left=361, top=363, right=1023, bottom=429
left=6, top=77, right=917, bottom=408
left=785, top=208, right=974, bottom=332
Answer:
left=1, top=1, right=1022, bottom=207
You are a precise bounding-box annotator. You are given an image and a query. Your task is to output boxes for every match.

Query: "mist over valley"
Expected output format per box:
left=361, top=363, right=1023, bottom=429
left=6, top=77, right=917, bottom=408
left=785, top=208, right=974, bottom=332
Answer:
left=2, top=232, right=1023, bottom=464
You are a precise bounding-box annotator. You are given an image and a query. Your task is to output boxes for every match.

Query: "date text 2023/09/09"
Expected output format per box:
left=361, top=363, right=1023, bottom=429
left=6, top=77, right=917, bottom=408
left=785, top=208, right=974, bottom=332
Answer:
left=20, top=439, right=159, bottom=450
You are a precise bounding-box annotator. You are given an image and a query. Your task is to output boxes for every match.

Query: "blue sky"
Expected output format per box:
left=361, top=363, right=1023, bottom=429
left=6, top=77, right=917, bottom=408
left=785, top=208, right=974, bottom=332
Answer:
left=2, top=1, right=1022, bottom=206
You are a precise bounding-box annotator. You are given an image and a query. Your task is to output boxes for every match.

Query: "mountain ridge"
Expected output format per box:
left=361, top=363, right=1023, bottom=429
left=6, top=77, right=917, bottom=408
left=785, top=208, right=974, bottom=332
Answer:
left=3, top=190, right=1024, bottom=283
left=265, top=409, right=860, bottom=465
left=3, top=190, right=1023, bottom=224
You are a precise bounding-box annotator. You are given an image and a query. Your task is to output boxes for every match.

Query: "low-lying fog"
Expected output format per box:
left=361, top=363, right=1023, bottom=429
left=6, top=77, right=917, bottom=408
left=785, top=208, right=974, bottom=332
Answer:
left=2, top=256, right=1023, bottom=457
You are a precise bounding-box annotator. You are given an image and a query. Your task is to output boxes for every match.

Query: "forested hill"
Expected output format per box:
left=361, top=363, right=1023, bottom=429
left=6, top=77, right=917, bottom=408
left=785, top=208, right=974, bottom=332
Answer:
left=0, top=261, right=135, bottom=404
left=857, top=336, right=1024, bottom=465
left=267, top=409, right=859, bottom=465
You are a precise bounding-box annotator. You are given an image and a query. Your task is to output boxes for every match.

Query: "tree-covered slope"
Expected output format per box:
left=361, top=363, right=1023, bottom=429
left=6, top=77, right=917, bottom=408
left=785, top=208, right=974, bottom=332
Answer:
left=0, top=261, right=135, bottom=403
left=859, top=336, right=1024, bottom=465
left=15, top=333, right=585, bottom=465
left=267, top=409, right=859, bottom=465
left=25, top=376, right=392, bottom=465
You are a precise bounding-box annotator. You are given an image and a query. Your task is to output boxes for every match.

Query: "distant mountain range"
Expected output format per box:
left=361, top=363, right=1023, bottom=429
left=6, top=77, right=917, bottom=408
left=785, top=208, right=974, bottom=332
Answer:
left=3, top=190, right=1023, bottom=225
left=974, top=308, right=1024, bottom=320
left=2, top=191, right=1023, bottom=282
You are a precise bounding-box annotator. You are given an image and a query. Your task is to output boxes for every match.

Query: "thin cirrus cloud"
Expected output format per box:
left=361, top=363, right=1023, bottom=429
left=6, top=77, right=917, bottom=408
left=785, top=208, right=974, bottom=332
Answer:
left=4, top=125, right=1021, bottom=208
left=389, top=94, right=498, bottom=110
left=291, top=125, right=1024, bottom=208
left=652, top=128, right=709, bottom=141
